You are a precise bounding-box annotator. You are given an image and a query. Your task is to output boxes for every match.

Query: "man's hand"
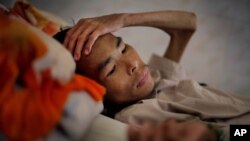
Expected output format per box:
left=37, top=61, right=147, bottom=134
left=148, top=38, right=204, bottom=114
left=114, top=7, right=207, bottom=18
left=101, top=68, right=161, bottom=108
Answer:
left=128, top=119, right=217, bottom=141
left=63, top=11, right=196, bottom=62
left=128, top=122, right=157, bottom=141
left=63, top=14, right=126, bottom=60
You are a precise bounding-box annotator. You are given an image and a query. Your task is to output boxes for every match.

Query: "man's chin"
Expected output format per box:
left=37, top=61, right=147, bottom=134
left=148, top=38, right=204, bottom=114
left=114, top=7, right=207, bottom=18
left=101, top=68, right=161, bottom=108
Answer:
left=137, top=80, right=155, bottom=99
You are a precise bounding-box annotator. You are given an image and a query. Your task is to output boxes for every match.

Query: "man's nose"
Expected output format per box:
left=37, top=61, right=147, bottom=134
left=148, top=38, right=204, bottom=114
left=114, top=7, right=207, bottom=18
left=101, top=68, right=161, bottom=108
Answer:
left=124, top=60, right=138, bottom=75
left=128, top=65, right=137, bottom=75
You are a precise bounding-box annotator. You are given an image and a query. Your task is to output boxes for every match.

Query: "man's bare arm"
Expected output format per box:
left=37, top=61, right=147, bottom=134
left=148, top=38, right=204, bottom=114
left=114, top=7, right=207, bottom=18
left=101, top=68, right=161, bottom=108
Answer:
left=123, top=11, right=197, bottom=62
left=64, top=11, right=196, bottom=62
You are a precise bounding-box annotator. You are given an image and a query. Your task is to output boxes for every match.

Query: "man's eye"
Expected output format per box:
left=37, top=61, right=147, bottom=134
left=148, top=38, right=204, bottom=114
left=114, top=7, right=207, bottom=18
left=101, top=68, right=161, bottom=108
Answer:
left=107, top=65, right=116, bottom=77
left=121, top=46, right=127, bottom=54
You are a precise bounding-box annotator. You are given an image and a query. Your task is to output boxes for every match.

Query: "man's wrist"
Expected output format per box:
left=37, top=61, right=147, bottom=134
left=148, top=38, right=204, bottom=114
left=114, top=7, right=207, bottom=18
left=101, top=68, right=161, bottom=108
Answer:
left=121, top=13, right=133, bottom=27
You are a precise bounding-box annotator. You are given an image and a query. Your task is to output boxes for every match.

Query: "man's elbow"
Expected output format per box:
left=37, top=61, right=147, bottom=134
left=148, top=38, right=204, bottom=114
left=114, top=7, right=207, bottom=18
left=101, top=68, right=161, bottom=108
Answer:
left=188, top=12, right=197, bottom=32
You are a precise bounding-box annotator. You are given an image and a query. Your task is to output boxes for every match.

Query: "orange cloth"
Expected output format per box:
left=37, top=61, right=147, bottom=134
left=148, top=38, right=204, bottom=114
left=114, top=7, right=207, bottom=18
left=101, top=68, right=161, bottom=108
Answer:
left=0, top=12, right=105, bottom=141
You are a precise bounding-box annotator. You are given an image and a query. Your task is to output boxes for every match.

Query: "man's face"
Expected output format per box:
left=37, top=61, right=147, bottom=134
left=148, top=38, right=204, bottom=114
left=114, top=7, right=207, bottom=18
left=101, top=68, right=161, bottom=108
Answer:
left=77, top=34, right=155, bottom=104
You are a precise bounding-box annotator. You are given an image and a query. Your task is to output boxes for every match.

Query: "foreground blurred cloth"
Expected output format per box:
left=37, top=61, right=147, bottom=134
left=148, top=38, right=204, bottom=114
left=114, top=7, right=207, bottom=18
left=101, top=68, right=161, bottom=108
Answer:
left=10, top=0, right=69, bottom=36
left=0, top=6, right=105, bottom=141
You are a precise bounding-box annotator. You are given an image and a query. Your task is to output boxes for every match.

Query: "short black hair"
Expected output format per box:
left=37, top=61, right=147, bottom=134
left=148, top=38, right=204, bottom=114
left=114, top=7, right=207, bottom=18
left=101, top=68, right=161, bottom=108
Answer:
left=53, top=28, right=83, bottom=74
left=53, top=28, right=71, bottom=44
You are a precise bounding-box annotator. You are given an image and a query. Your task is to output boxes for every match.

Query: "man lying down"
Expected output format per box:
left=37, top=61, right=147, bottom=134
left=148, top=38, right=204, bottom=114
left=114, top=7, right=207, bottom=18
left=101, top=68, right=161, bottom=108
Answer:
left=54, top=10, right=250, bottom=141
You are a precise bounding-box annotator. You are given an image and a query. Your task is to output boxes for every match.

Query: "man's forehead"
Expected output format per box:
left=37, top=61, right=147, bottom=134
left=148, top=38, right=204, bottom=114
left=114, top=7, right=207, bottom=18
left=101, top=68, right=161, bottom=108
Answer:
left=89, top=34, right=116, bottom=56
left=94, top=33, right=116, bottom=47
left=80, top=34, right=117, bottom=66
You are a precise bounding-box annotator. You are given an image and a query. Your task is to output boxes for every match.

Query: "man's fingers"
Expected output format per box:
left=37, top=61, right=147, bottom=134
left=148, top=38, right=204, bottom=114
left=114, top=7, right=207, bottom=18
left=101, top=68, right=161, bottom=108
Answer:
left=128, top=125, right=140, bottom=141
left=67, top=34, right=78, bottom=53
left=67, top=25, right=89, bottom=53
left=74, top=26, right=94, bottom=60
left=84, top=31, right=100, bottom=55
left=63, top=26, right=78, bottom=49
left=154, top=123, right=164, bottom=141
left=140, top=123, right=154, bottom=141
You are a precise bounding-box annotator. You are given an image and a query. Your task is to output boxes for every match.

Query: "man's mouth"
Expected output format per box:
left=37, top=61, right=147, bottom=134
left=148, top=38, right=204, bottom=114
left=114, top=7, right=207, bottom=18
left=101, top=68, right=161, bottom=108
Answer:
left=136, top=68, right=149, bottom=88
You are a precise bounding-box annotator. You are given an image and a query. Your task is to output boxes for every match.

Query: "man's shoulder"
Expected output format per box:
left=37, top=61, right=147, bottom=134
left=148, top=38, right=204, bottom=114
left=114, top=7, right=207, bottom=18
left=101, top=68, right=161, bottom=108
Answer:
left=148, top=54, right=188, bottom=81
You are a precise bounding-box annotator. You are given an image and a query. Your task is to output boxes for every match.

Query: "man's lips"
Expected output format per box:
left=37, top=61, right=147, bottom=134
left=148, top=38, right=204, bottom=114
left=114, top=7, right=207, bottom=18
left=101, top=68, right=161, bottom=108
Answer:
left=136, top=68, right=149, bottom=88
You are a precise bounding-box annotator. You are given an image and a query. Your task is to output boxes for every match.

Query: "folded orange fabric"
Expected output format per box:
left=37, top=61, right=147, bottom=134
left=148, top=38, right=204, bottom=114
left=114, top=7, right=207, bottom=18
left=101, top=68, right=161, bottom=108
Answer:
left=0, top=11, right=105, bottom=141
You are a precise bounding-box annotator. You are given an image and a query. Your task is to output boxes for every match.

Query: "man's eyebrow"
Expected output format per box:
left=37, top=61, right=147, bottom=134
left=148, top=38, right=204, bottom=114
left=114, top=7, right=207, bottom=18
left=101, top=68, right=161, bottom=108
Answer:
left=97, top=57, right=111, bottom=72
left=116, top=37, right=122, bottom=48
